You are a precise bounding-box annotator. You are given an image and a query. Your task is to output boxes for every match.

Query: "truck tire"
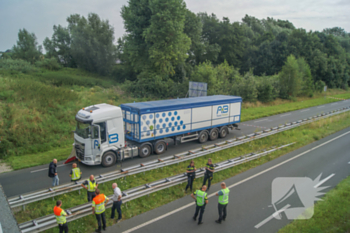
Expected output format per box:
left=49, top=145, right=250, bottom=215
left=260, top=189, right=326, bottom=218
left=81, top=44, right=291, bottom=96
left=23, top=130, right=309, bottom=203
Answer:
left=154, top=141, right=166, bottom=155
left=198, top=131, right=209, bottom=144
left=101, top=151, right=116, bottom=167
left=209, top=128, right=219, bottom=141
left=139, top=144, right=151, bottom=158
left=219, top=126, right=229, bottom=138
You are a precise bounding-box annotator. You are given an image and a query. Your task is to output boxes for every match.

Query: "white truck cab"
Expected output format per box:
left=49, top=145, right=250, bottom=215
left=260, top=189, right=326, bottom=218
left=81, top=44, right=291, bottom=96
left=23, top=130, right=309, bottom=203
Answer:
left=74, top=104, right=125, bottom=166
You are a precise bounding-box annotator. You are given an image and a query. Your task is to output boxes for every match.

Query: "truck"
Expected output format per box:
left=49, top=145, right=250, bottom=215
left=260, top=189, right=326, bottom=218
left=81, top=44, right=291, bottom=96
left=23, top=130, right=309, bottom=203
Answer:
left=73, top=95, right=242, bottom=167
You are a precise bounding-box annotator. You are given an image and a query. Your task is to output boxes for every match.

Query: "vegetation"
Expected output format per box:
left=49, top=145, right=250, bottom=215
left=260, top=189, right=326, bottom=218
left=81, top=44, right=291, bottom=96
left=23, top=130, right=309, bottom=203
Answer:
left=13, top=111, right=350, bottom=232
left=279, top=174, right=350, bottom=233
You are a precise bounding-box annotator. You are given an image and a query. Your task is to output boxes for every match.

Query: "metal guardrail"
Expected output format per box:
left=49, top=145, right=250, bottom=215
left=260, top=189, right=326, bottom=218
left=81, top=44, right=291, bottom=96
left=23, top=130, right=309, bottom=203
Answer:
left=18, top=143, right=294, bottom=232
left=8, top=105, right=350, bottom=209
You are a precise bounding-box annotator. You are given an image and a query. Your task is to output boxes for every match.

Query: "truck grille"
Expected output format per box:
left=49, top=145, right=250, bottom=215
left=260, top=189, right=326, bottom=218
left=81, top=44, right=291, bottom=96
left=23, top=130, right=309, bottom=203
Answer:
left=74, top=140, right=85, bottom=161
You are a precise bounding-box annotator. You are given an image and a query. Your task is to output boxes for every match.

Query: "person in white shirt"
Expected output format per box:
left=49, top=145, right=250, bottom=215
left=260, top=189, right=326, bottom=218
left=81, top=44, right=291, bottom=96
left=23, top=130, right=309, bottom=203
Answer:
left=110, top=183, right=122, bottom=221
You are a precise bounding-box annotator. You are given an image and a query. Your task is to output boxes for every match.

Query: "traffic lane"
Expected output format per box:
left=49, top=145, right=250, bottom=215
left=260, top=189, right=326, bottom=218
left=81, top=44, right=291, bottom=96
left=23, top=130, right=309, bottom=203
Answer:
left=106, top=128, right=350, bottom=233
left=0, top=99, right=348, bottom=197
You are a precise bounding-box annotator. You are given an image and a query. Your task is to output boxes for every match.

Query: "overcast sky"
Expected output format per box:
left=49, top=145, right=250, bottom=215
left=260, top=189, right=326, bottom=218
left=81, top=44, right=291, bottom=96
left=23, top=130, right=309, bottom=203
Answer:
left=1, top=0, right=349, bottom=52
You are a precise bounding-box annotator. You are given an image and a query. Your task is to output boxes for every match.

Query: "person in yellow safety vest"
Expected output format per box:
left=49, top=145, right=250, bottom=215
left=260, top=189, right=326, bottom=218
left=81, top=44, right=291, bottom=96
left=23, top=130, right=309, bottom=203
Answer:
left=69, top=163, right=82, bottom=182
left=81, top=175, right=99, bottom=202
left=53, top=200, right=68, bottom=233
left=191, top=185, right=208, bottom=225
left=92, top=189, right=109, bottom=233
left=215, top=182, right=230, bottom=223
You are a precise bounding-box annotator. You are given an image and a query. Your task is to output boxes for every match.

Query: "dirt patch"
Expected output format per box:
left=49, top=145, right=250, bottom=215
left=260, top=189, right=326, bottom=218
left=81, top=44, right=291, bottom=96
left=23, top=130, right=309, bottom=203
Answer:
left=0, top=160, right=13, bottom=173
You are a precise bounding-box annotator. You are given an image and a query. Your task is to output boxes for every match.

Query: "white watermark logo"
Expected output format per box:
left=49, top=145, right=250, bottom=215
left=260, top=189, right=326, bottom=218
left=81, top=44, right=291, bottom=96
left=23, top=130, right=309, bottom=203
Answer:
left=255, top=173, right=334, bottom=228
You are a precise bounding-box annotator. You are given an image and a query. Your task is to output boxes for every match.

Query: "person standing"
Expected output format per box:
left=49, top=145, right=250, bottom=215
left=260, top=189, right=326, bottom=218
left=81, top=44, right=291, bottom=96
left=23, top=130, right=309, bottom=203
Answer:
left=69, top=163, right=82, bottom=182
left=92, top=189, right=109, bottom=233
left=191, top=185, right=208, bottom=225
left=185, top=160, right=196, bottom=192
left=53, top=200, right=68, bottom=233
left=202, top=158, right=214, bottom=191
left=81, top=175, right=98, bottom=202
left=49, top=159, right=59, bottom=187
left=215, top=182, right=230, bottom=223
left=110, top=183, right=122, bottom=222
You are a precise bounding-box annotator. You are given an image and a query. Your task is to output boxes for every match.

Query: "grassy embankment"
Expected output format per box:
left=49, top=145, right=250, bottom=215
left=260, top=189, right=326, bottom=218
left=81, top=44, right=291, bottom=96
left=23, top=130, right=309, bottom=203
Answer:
left=279, top=175, right=350, bottom=233
left=2, top=68, right=350, bottom=171
left=13, top=111, right=350, bottom=232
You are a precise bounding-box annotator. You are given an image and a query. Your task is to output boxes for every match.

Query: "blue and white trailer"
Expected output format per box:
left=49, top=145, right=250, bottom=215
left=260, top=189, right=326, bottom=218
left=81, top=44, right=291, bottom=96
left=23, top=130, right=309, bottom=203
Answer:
left=73, top=95, right=242, bottom=167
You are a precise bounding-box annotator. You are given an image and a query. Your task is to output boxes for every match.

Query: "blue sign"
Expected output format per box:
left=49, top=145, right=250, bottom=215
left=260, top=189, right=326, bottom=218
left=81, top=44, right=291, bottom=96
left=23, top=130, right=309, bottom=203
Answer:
left=94, top=140, right=99, bottom=149
left=217, top=105, right=229, bottom=115
left=109, top=134, right=119, bottom=143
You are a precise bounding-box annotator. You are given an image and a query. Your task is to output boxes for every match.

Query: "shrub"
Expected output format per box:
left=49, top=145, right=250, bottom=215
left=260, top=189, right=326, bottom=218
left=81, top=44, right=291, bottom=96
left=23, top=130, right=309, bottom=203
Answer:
left=315, top=80, right=326, bottom=93
left=35, top=58, right=62, bottom=71
left=0, top=58, right=39, bottom=73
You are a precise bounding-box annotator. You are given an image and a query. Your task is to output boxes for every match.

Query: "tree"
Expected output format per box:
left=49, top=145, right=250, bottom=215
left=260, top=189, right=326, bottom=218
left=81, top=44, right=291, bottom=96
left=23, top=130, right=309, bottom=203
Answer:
left=121, top=0, right=191, bottom=77
left=12, top=29, right=42, bottom=63
left=279, top=55, right=302, bottom=98
left=67, top=13, right=117, bottom=76
left=43, top=25, right=76, bottom=67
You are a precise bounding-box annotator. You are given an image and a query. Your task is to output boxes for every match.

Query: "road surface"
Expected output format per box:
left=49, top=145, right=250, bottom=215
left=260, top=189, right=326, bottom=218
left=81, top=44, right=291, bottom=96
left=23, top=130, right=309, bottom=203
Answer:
left=0, top=99, right=349, bottom=197
left=105, top=127, right=350, bottom=233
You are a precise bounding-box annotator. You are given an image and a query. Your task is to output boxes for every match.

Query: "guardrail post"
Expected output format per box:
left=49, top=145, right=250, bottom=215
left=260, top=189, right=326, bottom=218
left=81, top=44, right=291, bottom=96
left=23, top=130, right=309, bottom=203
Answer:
left=22, top=205, right=25, bottom=211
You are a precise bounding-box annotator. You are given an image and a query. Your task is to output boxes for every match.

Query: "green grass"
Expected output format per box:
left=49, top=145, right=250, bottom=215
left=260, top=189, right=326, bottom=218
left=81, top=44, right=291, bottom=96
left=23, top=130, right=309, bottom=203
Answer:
left=279, top=175, right=350, bottom=233
left=13, top=111, right=350, bottom=232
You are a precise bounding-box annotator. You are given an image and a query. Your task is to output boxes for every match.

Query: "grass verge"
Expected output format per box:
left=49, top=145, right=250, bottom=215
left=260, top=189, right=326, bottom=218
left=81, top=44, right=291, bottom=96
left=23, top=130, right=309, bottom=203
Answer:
left=13, top=111, right=350, bottom=232
left=279, top=175, right=350, bottom=233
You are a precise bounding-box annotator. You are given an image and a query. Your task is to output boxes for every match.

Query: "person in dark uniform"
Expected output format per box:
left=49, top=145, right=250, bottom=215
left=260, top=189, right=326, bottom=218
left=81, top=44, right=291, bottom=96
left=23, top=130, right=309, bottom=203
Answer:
left=191, top=185, right=208, bottom=225
left=202, top=158, right=214, bottom=191
left=185, top=160, right=196, bottom=192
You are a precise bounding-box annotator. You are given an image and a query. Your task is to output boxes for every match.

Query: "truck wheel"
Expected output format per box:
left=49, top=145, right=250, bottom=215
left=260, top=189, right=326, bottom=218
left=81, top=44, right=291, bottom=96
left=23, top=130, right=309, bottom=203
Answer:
left=139, top=144, right=151, bottom=158
left=102, top=151, right=116, bottom=167
left=154, top=141, right=166, bottom=155
left=209, top=128, right=219, bottom=141
left=219, top=126, right=228, bottom=138
left=198, top=131, right=208, bottom=143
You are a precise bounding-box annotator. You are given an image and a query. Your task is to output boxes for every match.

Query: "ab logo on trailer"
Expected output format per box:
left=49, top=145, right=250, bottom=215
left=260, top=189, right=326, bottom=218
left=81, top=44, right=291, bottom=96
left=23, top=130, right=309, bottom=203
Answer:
left=217, top=105, right=229, bottom=117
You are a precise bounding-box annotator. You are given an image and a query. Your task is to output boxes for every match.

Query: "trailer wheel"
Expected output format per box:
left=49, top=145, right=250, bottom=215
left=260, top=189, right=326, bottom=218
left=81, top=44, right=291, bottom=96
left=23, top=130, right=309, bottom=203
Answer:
left=219, top=126, right=229, bottom=138
left=139, top=144, right=151, bottom=158
left=101, top=151, right=116, bottom=167
left=154, top=141, right=166, bottom=155
left=198, top=131, right=209, bottom=143
left=209, top=128, right=219, bottom=141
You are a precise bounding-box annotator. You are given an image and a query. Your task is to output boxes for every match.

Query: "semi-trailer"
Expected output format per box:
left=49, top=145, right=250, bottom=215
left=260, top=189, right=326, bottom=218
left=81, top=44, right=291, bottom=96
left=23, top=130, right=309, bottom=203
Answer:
left=73, top=95, right=242, bottom=167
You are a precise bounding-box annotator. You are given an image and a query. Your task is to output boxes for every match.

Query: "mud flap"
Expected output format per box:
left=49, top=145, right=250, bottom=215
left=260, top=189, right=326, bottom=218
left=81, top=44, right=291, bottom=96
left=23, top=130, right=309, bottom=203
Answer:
left=64, top=148, right=76, bottom=164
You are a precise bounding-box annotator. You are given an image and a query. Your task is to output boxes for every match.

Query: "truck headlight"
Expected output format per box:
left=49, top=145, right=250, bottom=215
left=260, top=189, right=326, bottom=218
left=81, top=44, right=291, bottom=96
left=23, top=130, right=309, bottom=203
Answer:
left=85, top=157, right=92, bottom=161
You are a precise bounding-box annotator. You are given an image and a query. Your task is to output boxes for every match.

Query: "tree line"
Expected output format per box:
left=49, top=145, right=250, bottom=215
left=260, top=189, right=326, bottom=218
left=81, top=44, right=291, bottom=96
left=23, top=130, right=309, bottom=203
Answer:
left=3, top=0, right=350, bottom=102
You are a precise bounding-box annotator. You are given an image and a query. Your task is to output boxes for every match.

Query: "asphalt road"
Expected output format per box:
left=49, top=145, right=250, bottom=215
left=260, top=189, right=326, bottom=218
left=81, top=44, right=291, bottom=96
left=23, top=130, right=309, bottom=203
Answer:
left=105, top=127, right=350, bottom=233
left=0, top=99, right=349, bottom=197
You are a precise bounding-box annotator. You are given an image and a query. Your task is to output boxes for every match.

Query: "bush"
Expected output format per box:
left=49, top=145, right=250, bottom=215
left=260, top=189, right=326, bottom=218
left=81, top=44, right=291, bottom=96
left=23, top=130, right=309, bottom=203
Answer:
left=315, top=80, right=326, bottom=92
left=237, top=72, right=258, bottom=102
left=35, top=58, right=62, bottom=71
left=0, top=58, right=39, bottom=73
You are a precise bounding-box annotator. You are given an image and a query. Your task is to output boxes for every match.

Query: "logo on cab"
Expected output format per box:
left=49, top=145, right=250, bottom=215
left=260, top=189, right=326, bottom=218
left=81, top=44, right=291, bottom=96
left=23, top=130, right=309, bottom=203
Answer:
left=109, top=134, right=119, bottom=144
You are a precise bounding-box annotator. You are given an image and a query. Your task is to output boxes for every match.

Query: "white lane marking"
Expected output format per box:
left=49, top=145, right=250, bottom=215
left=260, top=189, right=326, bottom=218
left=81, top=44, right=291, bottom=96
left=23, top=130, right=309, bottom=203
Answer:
left=280, top=113, right=291, bottom=117
left=30, top=164, right=67, bottom=173
left=331, top=103, right=338, bottom=105
left=122, top=130, right=350, bottom=233
left=348, top=161, right=350, bottom=164
left=254, top=119, right=269, bottom=123
left=317, top=105, right=325, bottom=108
left=314, top=173, right=335, bottom=188
left=300, top=109, right=310, bottom=112
left=254, top=204, right=291, bottom=229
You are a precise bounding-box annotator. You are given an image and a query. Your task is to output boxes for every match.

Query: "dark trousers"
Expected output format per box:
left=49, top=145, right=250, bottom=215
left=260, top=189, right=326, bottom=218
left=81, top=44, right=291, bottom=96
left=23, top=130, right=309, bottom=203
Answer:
left=87, top=191, right=96, bottom=202
left=111, top=200, right=122, bottom=219
left=185, top=176, right=195, bottom=192
left=202, top=173, right=212, bottom=190
left=95, top=212, right=106, bottom=231
left=193, top=205, right=205, bottom=223
left=218, top=203, right=227, bottom=222
left=58, top=223, right=68, bottom=233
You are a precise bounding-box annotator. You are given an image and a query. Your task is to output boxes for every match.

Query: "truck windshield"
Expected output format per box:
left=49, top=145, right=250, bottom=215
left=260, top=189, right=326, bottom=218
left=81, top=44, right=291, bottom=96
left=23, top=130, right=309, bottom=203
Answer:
left=76, top=121, right=91, bottom=139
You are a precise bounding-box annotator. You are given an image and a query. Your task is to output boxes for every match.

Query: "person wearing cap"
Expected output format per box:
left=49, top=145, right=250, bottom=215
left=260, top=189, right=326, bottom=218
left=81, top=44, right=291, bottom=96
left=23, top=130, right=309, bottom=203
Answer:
left=202, top=158, right=214, bottom=191
left=185, top=160, right=196, bottom=192
left=53, top=200, right=68, bottom=233
left=215, top=182, right=230, bottom=223
left=191, top=185, right=208, bottom=225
